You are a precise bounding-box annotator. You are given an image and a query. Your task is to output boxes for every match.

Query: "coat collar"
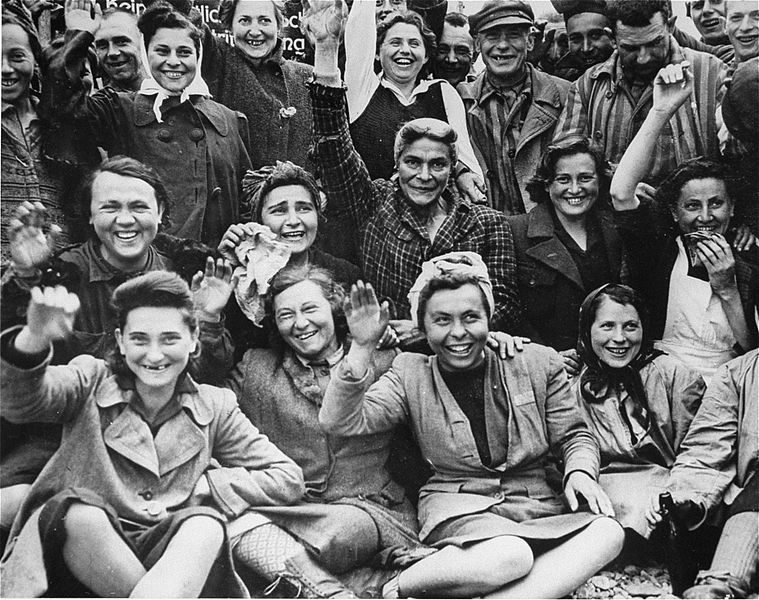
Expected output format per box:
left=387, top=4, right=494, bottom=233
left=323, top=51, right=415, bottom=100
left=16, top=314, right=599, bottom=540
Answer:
left=590, top=37, right=686, bottom=87
left=133, top=93, right=230, bottom=136
left=81, top=239, right=168, bottom=283
left=524, top=203, right=584, bottom=290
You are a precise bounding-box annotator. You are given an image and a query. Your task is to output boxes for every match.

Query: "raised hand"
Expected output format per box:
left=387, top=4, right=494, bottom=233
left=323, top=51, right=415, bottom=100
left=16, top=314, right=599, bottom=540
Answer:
left=65, top=0, right=101, bottom=35
left=191, top=257, right=239, bottom=321
left=217, top=223, right=257, bottom=265
left=16, top=286, right=80, bottom=354
left=652, top=61, right=693, bottom=117
left=344, top=281, right=390, bottom=349
left=300, top=0, right=347, bottom=45
left=696, top=234, right=738, bottom=297
left=8, top=201, right=58, bottom=273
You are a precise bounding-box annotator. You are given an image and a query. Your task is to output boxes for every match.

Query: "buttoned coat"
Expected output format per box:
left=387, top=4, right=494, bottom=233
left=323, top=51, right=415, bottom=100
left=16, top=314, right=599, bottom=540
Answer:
left=507, top=202, right=623, bottom=350
left=0, top=341, right=304, bottom=597
left=320, top=346, right=600, bottom=543
left=459, top=65, right=570, bottom=214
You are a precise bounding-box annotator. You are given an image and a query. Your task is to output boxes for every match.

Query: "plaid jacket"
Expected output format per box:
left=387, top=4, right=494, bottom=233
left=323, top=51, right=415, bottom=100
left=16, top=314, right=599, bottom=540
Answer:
left=311, top=83, right=520, bottom=332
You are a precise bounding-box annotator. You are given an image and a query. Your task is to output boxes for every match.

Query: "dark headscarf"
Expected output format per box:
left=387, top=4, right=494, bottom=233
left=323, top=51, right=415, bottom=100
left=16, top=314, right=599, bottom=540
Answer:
left=577, top=285, right=663, bottom=432
left=241, top=160, right=323, bottom=224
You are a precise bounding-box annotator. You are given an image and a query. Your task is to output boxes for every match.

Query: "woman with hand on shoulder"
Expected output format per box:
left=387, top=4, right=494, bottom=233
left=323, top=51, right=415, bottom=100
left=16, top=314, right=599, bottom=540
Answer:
left=319, top=265, right=624, bottom=598
left=573, top=283, right=704, bottom=539
left=610, top=61, right=758, bottom=382
left=0, top=271, right=303, bottom=597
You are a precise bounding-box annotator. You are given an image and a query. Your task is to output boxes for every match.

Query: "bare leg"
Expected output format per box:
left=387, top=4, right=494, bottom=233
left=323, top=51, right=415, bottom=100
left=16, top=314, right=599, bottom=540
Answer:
left=1, top=484, right=31, bottom=529
left=398, top=536, right=534, bottom=598
left=61, top=503, right=146, bottom=597
left=485, top=517, right=625, bottom=599
left=130, top=515, right=224, bottom=598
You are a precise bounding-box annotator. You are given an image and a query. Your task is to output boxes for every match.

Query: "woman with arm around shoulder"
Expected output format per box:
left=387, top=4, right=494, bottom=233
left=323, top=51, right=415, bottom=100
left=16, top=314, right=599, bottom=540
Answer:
left=609, top=61, right=758, bottom=381
left=0, top=272, right=303, bottom=597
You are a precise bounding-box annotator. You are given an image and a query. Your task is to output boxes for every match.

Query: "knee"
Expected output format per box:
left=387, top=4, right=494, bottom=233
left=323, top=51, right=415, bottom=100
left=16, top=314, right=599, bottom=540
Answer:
left=587, top=517, right=625, bottom=556
left=179, top=516, right=225, bottom=552
left=0, top=484, right=31, bottom=529
left=478, top=537, right=534, bottom=587
left=63, top=503, right=113, bottom=540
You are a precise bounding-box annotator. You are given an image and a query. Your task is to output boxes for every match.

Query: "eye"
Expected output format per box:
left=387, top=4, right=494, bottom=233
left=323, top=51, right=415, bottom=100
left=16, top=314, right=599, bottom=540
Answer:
left=624, top=322, right=640, bottom=331
left=177, top=48, right=194, bottom=58
left=404, top=158, right=420, bottom=168
left=431, top=160, right=449, bottom=171
left=553, top=175, right=571, bottom=185
left=276, top=311, right=294, bottom=323
left=238, top=16, right=250, bottom=24
left=579, top=175, right=596, bottom=184
left=433, top=316, right=450, bottom=325
left=259, top=17, right=272, bottom=25
left=708, top=199, right=725, bottom=208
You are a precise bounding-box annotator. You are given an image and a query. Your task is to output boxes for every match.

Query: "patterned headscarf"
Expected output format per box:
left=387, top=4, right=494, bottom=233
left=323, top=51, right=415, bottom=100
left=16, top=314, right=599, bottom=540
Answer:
left=241, top=161, right=322, bottom=224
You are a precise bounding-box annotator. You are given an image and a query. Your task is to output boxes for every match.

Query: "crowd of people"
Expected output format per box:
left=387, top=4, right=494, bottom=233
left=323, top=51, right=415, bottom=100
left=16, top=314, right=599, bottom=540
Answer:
left=0, top=0, right=757, bottom=597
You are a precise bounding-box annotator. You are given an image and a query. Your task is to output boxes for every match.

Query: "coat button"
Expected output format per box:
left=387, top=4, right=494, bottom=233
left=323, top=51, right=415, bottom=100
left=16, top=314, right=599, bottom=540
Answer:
left=139, top=490, right=153, bottom=501
left=494, top=491, right=504, bottom=500
left=145, top=501, right=163, bottom=516
left=158, top=129, right=171, bottom=142
left=189, top=128, right=204, bottom=142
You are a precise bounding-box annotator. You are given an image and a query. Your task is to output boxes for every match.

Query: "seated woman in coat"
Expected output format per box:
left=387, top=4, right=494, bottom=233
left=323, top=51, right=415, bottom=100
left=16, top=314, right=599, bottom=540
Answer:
left=573, top=283, right=704, bottom=539
left=646, top=349, right=758, bottom=599
left=319, top=264, right=624, bottom=598
left=0, top=271, right=304, bottom=598
left=610, top=61, right=758, bottom=382
left=508, top=137, right=623, bottom=374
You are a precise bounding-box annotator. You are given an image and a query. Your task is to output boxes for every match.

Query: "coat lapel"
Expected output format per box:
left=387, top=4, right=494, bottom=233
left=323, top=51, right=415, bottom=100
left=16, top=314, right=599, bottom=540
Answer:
left=516, top=68, right=562, bottom=154
left=524, top=205, right=584, bottom=289
left=154, top=411, right=206, bottom=476
left=103, top=406, right=161, bottom=477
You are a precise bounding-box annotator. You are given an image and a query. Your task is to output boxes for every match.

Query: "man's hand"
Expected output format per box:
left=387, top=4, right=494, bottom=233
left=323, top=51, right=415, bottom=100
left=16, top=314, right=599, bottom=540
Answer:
left=652, top=61, right=693, bottom=117
left=456, top=171, right=488, bottom=205
left=65, top=0, right=101, bottom=35
left=487, top=332, right=530, bottom=359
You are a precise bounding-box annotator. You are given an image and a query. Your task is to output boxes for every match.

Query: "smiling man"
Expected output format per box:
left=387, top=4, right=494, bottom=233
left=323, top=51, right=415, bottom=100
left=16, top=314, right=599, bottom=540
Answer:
left=93, top=8, right=144, bottom=91
left=689, top=0, right=729, bottom=44
left=725, top=0, right=759, bottom=64
left=432, top=12, right=474, bottom=87
left=555, top=0, right=727, bottom=187
left=458, top=0, right=570, bottom=215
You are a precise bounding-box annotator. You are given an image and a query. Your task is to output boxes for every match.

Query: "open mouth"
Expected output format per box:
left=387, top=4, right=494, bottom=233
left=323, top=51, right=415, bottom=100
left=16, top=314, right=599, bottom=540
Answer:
left=114, top=231, right=139, bottom=241
left=244, top=38, right=267, bottom=49
left=1, top=78, right=19, bottom=87
left=295, top=330, right=318, bottom=341
left=489, top=55, right=516, bottom=64
left=736, top=35, right=759, bottom=45
left=564, top=197, right=586, bottom=206
left=604, top=347, right=630, bottom=357
left=394, top=57, right=414, bottom=66
left=161, top=71, right=186, bottom=80
left=107, top=58, right=130, bottom=68
left=280, top=231, right=306, bottom=241
left=445, top=343, right=473, bottom=356
left=142, top=364, right=169, bottom=372
left=700, top=17, right=721, bottom=29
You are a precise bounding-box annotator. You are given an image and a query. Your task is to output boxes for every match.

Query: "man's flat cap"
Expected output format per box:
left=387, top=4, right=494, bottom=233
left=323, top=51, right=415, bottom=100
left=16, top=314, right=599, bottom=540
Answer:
left=469, top=0, right=534, bottom=35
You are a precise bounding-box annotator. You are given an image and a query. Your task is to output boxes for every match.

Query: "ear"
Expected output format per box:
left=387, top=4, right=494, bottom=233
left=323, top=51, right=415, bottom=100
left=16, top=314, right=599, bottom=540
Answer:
left=474, top=35, right=482, bottom=53
left=526, top=31, right=535, bottom=53
left=115, top=328, right=126, bottom=355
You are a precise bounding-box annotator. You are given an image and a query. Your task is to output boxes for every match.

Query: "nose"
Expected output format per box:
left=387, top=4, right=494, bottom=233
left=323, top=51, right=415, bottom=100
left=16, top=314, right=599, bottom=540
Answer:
left=285, top=206, right=300, bottom=225
left=582, top=37, right=592, bottom=53
left=702, top=2, right=714, bottom=15
left=636, top=46, right=652, bottom=63
left=698, top=204, right=712, bottom=222
left=446, top=48, right=457, bottom=63
left=106, top=41, right=120, bottom=58
left=115, top=208, right=136, bottom=225
left=145, top=343, right=163, bottom=362
left=1, top=55, right=11, bottom=74
left=569, top=178, right=582, bottom=194
left=418, top=163, right=432, bottom=181
left=293, top=311, right=309, bottom=330
left=739, top=14, right=754, bottom=31
left=449, top=318, right=466, bottom=338
left=611, top=325, right=626, bottom=343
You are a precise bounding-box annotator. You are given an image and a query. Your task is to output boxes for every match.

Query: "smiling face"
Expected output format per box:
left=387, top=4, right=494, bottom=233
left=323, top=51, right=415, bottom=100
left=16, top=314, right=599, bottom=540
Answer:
left=726, top=1, right=759, bottom=62
left=672, top=178, right=734, bottom=236
left=1, top=23, right=35, bottom=105
left=616, top=12, right=671, bottom=84
left=90, top=171, right=163, bottom=271
left=94, top=12, right=142, bottom=89
left=273, top=280, right=338, bottom=362
left=690, top=0, right=727, bottom=43
left=146, top=27, right=197, bottom=93
left=397, top=137, right=452, bottom=207
left=376, top=0, right=406, bottom=23
left=116, top=306, right=197, bottom=396
left=260, top=184, right=318, bottom=257
left=424, top=283, right=489, bottom=373
left=547, top=153, right=600, bottom=222
left=232, top=0, right=279, bottom=63
left=590, top=297, right=643, bottom=369
left=567, top=11, right=615, bottom=69
left=378, top=22, right=428, bottom=89
left=476, top=24, right=532, bottom=87
left=432, top=22, right=474, bottom=86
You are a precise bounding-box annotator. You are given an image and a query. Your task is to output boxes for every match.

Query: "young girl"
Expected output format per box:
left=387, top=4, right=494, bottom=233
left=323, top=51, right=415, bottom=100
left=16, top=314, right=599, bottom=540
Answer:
left=0, top=271, right=303, bottom=597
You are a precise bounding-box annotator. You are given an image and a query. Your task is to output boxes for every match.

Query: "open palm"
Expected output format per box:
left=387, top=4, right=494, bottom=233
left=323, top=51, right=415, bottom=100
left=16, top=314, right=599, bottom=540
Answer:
left=344, top=281, right=390, bottom=348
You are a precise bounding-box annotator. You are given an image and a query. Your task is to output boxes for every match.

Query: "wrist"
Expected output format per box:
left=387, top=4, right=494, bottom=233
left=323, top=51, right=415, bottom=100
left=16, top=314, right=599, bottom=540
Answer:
left=197, top=310, right=222, bottom=323
left=15, top=326, right=51, bottom=355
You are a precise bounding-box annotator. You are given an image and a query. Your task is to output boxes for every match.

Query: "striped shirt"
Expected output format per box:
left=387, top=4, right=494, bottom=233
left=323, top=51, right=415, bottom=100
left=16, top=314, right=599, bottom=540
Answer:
left=554, top=40, right=727, bottom=186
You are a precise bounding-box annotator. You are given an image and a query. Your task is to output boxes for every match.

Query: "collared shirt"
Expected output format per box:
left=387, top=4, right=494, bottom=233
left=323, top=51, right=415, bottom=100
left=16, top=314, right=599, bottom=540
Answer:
left=115, top=372, right=198, bottom=433
left=555, top=40, right=727, bottom=185
left=295, top=345, right=345, bottom=396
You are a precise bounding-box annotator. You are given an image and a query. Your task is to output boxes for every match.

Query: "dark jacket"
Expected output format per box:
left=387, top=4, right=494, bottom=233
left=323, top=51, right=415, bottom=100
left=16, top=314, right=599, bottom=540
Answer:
left=507, top=203, right=623, bottom=350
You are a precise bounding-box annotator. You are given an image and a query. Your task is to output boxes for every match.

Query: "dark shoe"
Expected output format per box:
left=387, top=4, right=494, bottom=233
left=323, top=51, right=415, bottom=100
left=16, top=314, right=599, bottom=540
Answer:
left=682, top=573, right=750, bottom=599
left=265, top=551, right=356, bottom=599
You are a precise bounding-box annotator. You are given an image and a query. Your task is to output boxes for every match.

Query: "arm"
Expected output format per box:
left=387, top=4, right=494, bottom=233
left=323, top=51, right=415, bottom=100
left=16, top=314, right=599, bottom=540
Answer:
left=553, top=78, right=589, bottom=142
left=206, top=392, right=305, bottom=517
left=343, top=0, right=380, bottom=122
left=483, top=213, right=521, bottom=333
left=440, top=81, right=483, bottom=179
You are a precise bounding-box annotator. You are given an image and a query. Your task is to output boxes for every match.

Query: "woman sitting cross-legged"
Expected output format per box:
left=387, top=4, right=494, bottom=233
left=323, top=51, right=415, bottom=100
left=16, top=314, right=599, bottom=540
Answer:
left=572, top=283, right=705, bottom=540
left=318, top=266, right=625, bottom=598
left=0, top=272, right=304, bottom=598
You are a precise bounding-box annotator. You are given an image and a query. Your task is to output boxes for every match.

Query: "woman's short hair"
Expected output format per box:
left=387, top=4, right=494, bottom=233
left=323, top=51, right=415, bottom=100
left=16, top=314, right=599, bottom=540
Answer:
left=219, top=0, right=284, bottom=33
left=377, top=9, right=437, bottom=67
left=393, top=118, right=458, bottom=166
left=416, top=271, right=490, bottom=333
left=655, top=157, right=736, bottom=212
left=264, top=265, right=348, bottom=353
left=138, top=1, right=202, bottom=52
left=107, top=271, right=198, bottom=378
left=247, top=161, right=322, bottom=224
left=526, top=137, right=612, bottom=206
left=2, top=7, right=42, bottom=92
left=79, top=155, right=172, bottom=232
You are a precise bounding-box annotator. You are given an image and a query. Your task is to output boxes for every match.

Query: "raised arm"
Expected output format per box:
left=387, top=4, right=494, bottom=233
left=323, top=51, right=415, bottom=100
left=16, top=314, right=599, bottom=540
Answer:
left=343, top=0, right=380, bottom=122
left=609, top=62, right=694, bottom=211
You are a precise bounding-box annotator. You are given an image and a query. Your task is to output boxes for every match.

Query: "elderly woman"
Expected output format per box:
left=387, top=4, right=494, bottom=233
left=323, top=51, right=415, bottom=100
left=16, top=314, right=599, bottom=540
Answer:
left=0, top=271, right=303, bottom=597
left=304, top=2, right=519, bottom=345
left=508, top=137, right=623, bottom=372
left=45, top=0, right=251, bottom=248
left=573, top=284, right=704, bottom=538
left=610, top=62, right=758, bottom=381
left=319, top=264, right=624, bottom=598
left=201, top=0, right=313, bottom=170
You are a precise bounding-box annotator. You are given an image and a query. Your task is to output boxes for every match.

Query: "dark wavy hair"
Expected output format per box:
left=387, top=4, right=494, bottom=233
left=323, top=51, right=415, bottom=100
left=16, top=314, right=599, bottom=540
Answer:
left=263, top=265, right=349, bottom=356
left=655, top=157, right=736, bottom=213
left=138, top=1, right=202, bottom=52
left=79, top=155, right=172, bottom=233
left=416, top=271, right=490, bottom=334
left=526, top=137, right=612, bottom=207
left=218, top=0, right=285, bottom=32
left=607, top=0, right=671, bottom=33
left=377, top=9, right=437, bottom=79
left=108, top=271, right=199, bottom=379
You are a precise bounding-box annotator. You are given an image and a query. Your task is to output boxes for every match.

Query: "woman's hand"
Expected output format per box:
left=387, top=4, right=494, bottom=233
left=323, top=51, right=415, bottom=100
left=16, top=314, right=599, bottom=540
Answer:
left=456, top=171, right=488, bottom=205
left=345, top=281, right=390, bottom=349
left=217, top=223, right=257, bottom=265
left=64, top=0, right=102, bottom=34
left=388, top=319, right=425, bottom=347
left=376, top=325, right=399, bottom=349
left=8, top=201, right=58, bottom=274
left=16, top=286, right=80, bottom=354
left=634, top=182, right=657, bottom=205
left=191, top=257, right=239, bottom=322
left=487, top=332, right=530, bottom=359
left=652, top=61, right=693, bottom=118
left=644, top=490, right=698, bottom=532
left=731, top=223, right=757, bottom=253
left=559, top=349, right=582, bottom=377
left=301, top=0, right=348, bottom=45
left=696, top=235, right=738, bottom=298
left=564, top=471, right=615, bottom=517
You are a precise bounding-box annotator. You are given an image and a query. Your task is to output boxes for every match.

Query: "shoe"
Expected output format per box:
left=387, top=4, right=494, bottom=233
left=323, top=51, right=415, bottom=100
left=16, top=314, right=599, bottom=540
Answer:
left=682, top=573, right=750, bottom=599
left=266, top=551, right=356, bottom=598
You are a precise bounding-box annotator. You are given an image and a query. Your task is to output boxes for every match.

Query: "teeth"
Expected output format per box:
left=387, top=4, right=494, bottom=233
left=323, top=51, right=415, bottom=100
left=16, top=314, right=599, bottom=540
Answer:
left=115, top=231, right=138, bottom=240
left=164, top=72, right=183, bottom=79
left=565, top=198, right=585, bottom=205
left=605, top=348, right=628, bottom=355
left=281, top=232, right=304, bottom=238
left=447, top=344, right=471, bottom=354
left=1, top=80, right=18, bottom=87
left=143, top=365, right=167, bottom=371
left=295, top=331, right=317, bottom=340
